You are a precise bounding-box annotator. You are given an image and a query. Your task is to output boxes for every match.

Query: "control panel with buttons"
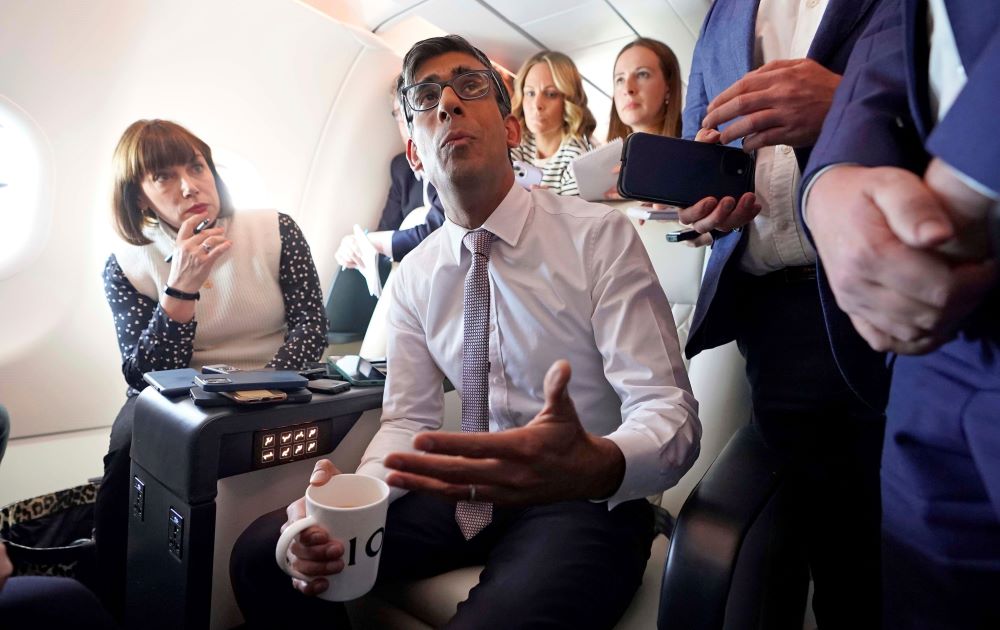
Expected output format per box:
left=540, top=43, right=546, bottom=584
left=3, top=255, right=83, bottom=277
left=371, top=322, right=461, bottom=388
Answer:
left=253, top=421, right=322, bottom=469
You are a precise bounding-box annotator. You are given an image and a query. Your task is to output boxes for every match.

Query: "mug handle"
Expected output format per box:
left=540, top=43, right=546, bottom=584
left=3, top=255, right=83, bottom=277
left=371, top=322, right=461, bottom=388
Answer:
left=274, top=515, right=319, bottom=581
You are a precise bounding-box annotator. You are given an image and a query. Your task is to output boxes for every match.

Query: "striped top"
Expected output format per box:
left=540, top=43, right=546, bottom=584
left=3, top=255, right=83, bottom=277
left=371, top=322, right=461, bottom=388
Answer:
left=511, top=134, right=592, bottom=196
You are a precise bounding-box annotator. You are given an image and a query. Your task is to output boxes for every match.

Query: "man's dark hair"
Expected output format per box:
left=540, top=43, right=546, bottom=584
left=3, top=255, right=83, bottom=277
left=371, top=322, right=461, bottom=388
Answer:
left=399, top=35, right=511, bottom=125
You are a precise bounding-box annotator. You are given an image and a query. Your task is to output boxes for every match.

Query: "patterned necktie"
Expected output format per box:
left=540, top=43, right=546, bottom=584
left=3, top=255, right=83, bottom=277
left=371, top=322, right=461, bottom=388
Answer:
left=455, top=229, right=495, bottom=540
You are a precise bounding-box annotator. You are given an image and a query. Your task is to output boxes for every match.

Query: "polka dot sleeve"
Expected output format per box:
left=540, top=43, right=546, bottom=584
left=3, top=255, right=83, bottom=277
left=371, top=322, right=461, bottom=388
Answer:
left=103, top=254, right=197, bottom=392
left=267, top=213, right=328, bottom=369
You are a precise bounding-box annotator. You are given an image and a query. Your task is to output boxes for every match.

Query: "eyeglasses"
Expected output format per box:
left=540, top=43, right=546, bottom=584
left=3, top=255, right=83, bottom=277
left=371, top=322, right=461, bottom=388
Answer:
left=400, top=70, right=498, bottom=113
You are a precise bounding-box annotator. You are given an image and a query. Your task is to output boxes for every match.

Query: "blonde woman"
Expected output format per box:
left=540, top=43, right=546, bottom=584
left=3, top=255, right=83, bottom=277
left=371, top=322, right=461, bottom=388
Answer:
left=608, top=38, right=682, bottom=142
left=510, top=51, right=596, bottom=195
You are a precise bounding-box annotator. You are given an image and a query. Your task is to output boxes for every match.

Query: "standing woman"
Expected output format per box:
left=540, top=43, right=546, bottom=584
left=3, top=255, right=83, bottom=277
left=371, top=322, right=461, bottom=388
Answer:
left=608, top=37, right=683, bottom=141
left=95, top=119, right=327, bottom=617
left=510, top=50, right=596, bottom=196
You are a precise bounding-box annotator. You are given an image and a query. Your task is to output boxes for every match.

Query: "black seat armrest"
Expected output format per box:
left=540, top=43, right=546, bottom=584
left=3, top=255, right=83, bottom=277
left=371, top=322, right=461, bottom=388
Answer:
left=658, top=424, right=788, bottom=630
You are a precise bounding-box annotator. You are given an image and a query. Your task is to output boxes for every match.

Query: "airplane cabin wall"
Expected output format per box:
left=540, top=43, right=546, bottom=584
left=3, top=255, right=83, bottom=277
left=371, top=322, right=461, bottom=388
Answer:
left=0, top=0, right=402, bottom=501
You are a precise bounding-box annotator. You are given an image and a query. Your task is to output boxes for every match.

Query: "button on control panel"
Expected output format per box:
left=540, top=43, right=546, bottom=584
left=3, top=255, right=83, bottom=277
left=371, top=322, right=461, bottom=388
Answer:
left=253, top=421, right=323, bottom=469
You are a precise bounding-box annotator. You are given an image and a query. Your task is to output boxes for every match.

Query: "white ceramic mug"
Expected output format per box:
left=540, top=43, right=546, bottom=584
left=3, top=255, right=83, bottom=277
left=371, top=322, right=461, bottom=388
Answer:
left=275, top=473, right=390, bottom=601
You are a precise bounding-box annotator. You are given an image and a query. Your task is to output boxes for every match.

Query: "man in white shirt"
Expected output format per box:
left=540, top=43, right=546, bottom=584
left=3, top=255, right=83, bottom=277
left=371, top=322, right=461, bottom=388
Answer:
left=672, top=1, right=893, bottom=626
left=230, top=35, right=699, bottom=629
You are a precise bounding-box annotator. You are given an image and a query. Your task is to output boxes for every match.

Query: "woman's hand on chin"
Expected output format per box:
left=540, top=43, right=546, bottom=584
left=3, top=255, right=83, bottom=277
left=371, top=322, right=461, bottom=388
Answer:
left=166, top=214, right=232, bottom=293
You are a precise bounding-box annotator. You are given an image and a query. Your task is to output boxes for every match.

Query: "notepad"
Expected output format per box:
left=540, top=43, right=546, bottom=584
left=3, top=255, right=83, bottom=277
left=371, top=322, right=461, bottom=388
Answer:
left=625, top=206, right=680, bottom=221
left=352, top=224, right=383, bottom=298
left=570, top=139, right=623, bottom=201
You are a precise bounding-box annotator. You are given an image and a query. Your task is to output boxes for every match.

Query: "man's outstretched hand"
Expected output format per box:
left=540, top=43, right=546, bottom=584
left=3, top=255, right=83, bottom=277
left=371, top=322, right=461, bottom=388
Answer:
left=384, top=360, right=625, bottom=505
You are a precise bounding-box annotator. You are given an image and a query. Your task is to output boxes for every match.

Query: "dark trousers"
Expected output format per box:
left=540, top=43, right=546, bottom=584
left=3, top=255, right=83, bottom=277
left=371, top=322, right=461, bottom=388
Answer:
left=93, top=396, right=137, bottom=620
left=0, top=576, right=118, bottom=630
left=881, top=326, right=1000, bottom=629
left=230, top=492, right=655, bottom=629
left=735, top=271, right=885, bottom=629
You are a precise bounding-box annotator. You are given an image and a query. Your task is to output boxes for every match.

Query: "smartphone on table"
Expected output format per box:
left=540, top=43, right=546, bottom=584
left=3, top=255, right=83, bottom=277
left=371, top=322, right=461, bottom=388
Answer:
left=329, top=355, right=387, bottom=387
left=306, top=379, right=351, bottom=395
left=617, top=132, right=754, bottom=206
left=219, top=389, right=288, bottom=405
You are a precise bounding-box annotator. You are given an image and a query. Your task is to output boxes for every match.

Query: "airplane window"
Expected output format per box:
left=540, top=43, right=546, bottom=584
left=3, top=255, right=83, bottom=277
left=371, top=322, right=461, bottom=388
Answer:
left=0, top=96, right=51, bottom=280
left=212, top=147, right=274, bottom=211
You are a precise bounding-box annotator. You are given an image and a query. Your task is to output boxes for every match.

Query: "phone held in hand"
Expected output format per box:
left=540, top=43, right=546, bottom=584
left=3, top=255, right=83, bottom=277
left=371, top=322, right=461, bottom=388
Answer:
left=617, top=132, right=755, bottom=207
left=666, top=229, right=702, bottom=243
left=329, top=355, right=387, bottom=387
left=512, top=160, right=544, bottom=189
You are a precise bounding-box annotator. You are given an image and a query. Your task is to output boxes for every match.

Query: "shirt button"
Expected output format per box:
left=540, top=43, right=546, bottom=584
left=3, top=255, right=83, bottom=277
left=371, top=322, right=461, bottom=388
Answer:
left=781, top=145, right=793, bottom=155
left=807, top=0, right=819, bottom=8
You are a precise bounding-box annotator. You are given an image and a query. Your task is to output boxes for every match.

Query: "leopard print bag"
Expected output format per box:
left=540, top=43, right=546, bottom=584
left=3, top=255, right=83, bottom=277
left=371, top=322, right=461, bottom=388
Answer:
left=0, top=481, right=99, bottom=580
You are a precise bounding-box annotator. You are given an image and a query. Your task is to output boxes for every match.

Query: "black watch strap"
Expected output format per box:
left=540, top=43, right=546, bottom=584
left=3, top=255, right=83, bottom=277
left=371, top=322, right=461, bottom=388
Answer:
left=164, top=285, right=200, bottom=301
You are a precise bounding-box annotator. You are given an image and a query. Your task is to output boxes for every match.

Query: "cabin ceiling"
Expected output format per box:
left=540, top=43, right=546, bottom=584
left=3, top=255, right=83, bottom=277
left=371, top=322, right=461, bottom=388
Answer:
left=321, top=0, right=712, bottom=138
left=368, top=0, right=710, bottom=95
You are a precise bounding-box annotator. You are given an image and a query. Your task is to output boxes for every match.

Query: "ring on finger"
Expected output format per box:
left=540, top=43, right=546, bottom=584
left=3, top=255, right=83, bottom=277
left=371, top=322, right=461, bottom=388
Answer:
left=201, top=242, right=212, bottom=254
left=468, top=484, right=476, bottom=502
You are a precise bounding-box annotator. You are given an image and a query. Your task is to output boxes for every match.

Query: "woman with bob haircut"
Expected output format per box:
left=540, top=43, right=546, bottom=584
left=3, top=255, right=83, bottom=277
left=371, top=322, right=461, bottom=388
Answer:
left=510, top=50, right=596, bottom=196
left=608, top=37, right=682, bottom=142
left=94, top=119, right=327, bottom=617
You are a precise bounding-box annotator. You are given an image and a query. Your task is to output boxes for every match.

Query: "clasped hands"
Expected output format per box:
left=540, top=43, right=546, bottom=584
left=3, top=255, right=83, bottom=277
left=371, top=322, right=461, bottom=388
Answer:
left=281, top=360, right=625, bottom=596
left=807, top=159, right=997, bottom=355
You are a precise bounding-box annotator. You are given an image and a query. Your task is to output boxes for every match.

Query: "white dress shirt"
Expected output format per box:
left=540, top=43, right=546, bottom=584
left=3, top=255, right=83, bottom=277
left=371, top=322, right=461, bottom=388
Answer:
left=740, top=0, right=829, bottom=274
left=357, top=183, right=701, bottom=508
left=928, top=0, right=997, bottom=198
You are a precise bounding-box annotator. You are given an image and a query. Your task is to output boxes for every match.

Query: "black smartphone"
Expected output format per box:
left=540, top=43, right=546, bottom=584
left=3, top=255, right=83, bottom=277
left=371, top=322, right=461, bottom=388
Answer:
left=202, top=364, right=241, bottom=374
left=306, top=379, right=351, bottom=395
left=190, top=386, right=232, bottom=407
left=329, top=355, right=387, bottom=387
left=298, top=367, right=329, bottom=380
left=666, top=229, right=702, bottom=243
left=617, top=133, right=755, bottom=207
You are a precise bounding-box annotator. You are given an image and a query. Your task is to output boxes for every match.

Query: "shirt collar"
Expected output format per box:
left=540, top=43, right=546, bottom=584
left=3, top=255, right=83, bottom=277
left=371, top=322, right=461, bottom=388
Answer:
left=442, top=182, right=530, bottom=264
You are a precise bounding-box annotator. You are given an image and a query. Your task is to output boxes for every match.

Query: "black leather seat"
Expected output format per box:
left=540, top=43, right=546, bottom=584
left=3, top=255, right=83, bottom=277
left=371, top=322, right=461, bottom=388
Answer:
left=659, top=424, right=808, bottom=630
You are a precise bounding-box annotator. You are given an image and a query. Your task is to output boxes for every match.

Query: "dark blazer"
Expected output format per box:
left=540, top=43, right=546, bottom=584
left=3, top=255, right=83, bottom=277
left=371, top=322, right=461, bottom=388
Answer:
left=683, top=0, right=891, bottom=409
left=378, top=153, right=445, bottom=261
left=803, top=0, right=1000, bottom=564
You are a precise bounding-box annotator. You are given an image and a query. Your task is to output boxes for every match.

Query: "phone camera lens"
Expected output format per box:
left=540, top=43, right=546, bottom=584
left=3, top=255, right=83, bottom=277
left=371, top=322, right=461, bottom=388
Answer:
left=721, top=152, right=749, bottom=177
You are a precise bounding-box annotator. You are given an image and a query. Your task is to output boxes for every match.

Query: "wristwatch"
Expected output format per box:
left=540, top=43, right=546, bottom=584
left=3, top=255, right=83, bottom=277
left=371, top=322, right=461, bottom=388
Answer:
left=163, top=285, right=200, bottom=301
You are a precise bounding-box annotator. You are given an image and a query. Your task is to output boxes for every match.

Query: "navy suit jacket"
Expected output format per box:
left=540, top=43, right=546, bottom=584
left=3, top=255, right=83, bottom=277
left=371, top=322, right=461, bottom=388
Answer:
left=379, top=153, right=445, bottom=261
left=803, top=0, right=1000, bottom=547
left=683, top=0, right=891, bottom=409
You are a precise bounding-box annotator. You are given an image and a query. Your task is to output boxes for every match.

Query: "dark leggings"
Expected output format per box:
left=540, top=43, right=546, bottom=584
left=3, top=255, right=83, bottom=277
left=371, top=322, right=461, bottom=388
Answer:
left=93, top=396, right=137, bottom=620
